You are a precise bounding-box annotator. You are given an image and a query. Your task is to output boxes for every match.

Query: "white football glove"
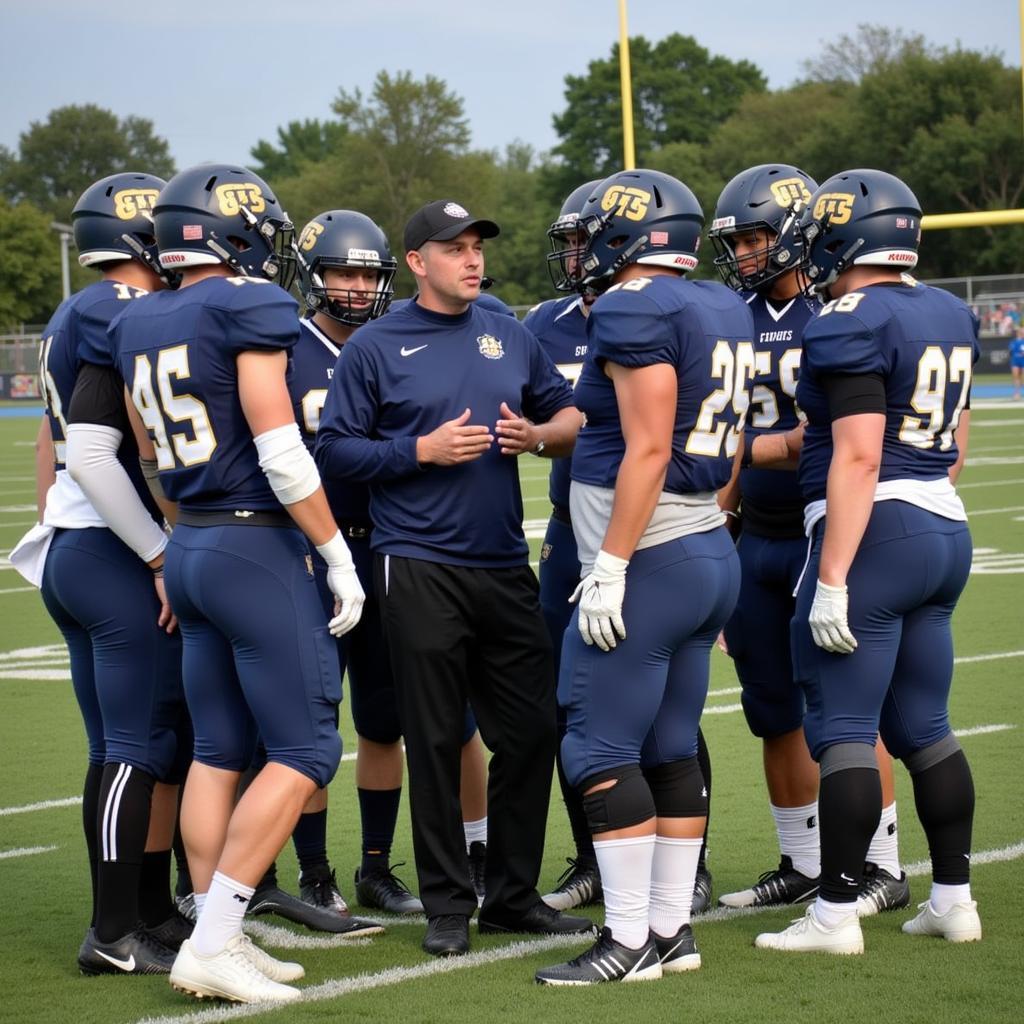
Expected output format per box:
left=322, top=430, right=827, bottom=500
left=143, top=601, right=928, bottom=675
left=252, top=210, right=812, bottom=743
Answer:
left=317, top=532, right=365, bottom=638
left=808, top=579, right=857, bottom=654
left=569, top=549, right=629, bottom=652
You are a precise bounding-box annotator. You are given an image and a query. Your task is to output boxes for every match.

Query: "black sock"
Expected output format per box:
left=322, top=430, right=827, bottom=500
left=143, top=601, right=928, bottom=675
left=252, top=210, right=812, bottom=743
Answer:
left=94, top=763, right=154, bottom=943
left=911, top=750, right=975, bottom=885
left=358, top=787, right=401, bottom=876
left=172, top=812, right=191, bottom=899
left=82, top=763, right=104, bottom=928
left=139, top=849, right=175, bottom=926
left=293, top=809, right=329, bottom=876
left=259, top=861, right=279, bottom=889
left=818, top=766, right=881, bottom=904
left=696, top=727, right=711, bottom=869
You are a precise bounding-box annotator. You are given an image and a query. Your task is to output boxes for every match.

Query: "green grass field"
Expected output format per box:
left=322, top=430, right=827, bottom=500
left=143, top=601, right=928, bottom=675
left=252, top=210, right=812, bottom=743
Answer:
left=1, top=398, right=1022, bottom=1024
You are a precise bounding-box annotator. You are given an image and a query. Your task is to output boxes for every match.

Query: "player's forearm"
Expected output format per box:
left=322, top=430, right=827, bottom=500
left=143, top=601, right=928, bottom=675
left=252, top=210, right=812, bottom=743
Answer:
left=601, top=447, right=670, bottom=561
left=818, top=453, right=879, bottom=586
left=34, top=416, right=55, bottom=521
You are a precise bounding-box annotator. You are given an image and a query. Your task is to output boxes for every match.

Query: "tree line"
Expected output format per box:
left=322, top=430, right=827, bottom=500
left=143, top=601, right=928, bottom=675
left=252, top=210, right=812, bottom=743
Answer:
left=2, top=25, right=1021, bottom=326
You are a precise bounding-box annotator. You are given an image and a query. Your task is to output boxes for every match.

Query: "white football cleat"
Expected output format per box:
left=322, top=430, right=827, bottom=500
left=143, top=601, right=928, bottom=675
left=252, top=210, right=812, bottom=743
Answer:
left=901, top=900, right=981, bottom=943
left=755, top=903, right=863, bottom=955
left=170, top=936, right=302, bottom=1003
left=237, top=932, right=305, bottom=982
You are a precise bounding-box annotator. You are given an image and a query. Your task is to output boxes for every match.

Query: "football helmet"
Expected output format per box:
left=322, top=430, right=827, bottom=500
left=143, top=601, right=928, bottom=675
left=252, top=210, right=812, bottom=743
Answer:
left=800, top=169, right=922, bottom=297
left=72, top=172, right=172, bottom=284
left=575, top=169, right=703, bottom=293
left=153, top=163, right=295, bottom=286
left=295, top=210, right=396, bottom=325
left=709, top=164, right=818, bottom=293
left=546, top=178, right=602, bottom=292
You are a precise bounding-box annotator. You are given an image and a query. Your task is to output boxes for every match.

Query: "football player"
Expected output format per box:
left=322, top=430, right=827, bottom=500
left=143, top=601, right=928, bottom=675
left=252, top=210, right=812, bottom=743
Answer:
left=536, top=169, right=748, bottom=984
left=11, top=172, right=189, bottom=975
left=709, top=165, right=909, bottom=915
left=531, top=181, right=717, bottom=915
left=1009, top=325, right=1024, bottom=400
left=755, top=169, right=980, bottom=954
left=107, top=163, right=374, bottom=1003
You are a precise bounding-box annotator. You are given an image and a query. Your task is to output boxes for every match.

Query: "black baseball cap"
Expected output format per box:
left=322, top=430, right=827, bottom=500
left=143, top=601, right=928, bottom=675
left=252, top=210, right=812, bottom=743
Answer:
left=403, top=199, right=500, bottom=251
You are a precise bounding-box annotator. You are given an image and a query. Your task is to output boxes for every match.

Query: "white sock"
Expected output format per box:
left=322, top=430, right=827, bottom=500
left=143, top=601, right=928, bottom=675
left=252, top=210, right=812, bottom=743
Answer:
left=930, top=881, right=972, bottom=915
left=813, top=896, right=859, bottom=929
left=771, top=802, right=820, bottom=878
left=593, top=834, right=656, bottom=950
left=190, top=871, right=254, bottom=957
left=649, top=836, right=702, bottom=939
left=463, top=817, right=487, bottom=852
left=866, top=802, right=901, bottom=877
left=193, top=892, right=207, bottom=915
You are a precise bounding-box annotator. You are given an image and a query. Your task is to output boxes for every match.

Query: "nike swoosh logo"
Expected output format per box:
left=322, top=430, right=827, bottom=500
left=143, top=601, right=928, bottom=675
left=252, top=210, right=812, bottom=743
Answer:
left=96, top=950, right=136, bottom=971
left=400, top=345, right=428, bottom=357
left=840, top=873, right=856, bottom=884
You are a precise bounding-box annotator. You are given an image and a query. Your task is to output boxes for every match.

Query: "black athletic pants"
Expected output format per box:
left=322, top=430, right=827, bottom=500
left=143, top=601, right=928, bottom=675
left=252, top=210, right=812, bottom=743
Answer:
left=376, top=554, right=557, bottom=919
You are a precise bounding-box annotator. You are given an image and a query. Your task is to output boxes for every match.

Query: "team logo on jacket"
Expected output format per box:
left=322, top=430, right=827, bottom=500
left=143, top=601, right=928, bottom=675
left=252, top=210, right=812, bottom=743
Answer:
left=540, top=543, right=553, bottom=562
left=477, top=334, right=504, bottom=359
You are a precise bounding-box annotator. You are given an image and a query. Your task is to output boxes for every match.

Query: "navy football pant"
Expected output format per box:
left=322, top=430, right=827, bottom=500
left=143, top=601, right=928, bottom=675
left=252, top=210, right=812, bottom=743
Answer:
left=41, top=527, right=184, bottom=776
left=312, top=536, right=476, bottom=745
left=377, top=555, right=556, bottom=919
left=166, top=523, right=342, bottom=789
left=722, top=532, right=807, bottom=738
left=792, top=501, right=972, bottom=762
left=559, top=528, right=740, bottom=787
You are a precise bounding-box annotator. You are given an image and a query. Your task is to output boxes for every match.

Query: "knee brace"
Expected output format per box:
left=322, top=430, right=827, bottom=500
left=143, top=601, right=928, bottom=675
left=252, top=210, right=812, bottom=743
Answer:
left=644, top=756, right=707, bottom=818
left=579, top=764, right=655, bottom=835
left=819, top=741, right=878, bottom=780
left=903, top=732, right=962, bottom=776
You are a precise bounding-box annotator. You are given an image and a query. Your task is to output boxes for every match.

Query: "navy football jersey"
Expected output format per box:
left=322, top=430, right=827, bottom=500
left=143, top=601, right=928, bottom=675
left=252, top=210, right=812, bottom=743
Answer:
left=288, top=318, right=370, bottom=523
left=571, top=275, right=755, bottom=495
left=740, top=293, right=816, bottom=517
left=797, top=281, right=980, bottom=502
left=39, top=280, right=147, bottom=470
left=316, top=300, right=574, bottom=568
left=522, top=296, right=589, bottom=509
left=109, top=276, right=300, bottom=512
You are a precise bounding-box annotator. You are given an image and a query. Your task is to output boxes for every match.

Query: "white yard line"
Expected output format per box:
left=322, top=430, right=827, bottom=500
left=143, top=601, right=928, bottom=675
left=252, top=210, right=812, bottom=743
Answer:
left=0, top=796, right=82, bottom=816
left=953, top=724, right=1016, bottom=737
left=0, top=844, right=58, bottom=860
left=958, top=477, right=1024, bottom=489
left=131, top=839, right=1024, bottom=1024
left=965, top=505, right=1024, bottom=516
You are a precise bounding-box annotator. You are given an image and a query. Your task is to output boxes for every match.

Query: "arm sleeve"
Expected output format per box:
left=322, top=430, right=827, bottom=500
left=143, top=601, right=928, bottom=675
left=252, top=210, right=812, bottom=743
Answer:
left=314, top=342, right=421, bottom=483
left=802, top=309, right=888, bottom=379
left=522, top=330, right=575, bottom=423
left=67, top=363, right=131, bottom=431
left=65, top=423, right=167, bottom=562
left=223, top=284, right=301, bottom=355
left=822, top=372, right=886, bottom=420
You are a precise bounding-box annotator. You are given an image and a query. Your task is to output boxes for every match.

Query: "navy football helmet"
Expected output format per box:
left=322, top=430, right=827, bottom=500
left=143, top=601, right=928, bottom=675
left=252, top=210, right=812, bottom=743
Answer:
left=153, top=163, right=295, bottom=286
left=546, top=178, right=602, bottom=292
left=575, top=169, right=704, bottom=293
left=72, top=172, right=172, bottom=284
left=709, top=164, right=818, bottom=293
left=800, top=169, right=922, bottom=297
left=295, top=210, right=396, bottom=325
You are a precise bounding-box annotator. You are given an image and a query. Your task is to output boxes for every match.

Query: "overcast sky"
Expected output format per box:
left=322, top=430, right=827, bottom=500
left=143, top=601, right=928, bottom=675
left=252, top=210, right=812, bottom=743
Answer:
left=1, top=1, right=1018, bottom=171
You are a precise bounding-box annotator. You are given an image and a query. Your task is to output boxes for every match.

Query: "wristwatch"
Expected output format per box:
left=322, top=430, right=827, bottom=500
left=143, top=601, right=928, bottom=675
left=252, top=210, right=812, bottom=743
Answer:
left=531, top=438, right=546, bottom=456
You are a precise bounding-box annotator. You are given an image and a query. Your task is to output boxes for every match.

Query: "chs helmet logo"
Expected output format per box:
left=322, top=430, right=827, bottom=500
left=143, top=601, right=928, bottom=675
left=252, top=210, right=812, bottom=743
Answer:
left=477, top=334, right=504, bottom=359
left=298, top=221, right=324, bottom=252
left=813, top=192, right=855, bottom=225
left=113, top=189, right=159, bottom=220
left=770, top=178, right=812, bottom=208
left=215, top=182, right=266, bottom=217
left=600, top=185, right=651, bottom=222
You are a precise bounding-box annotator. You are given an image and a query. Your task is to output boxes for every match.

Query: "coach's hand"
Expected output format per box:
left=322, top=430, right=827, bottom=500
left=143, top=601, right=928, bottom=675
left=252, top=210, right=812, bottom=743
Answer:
left=808, top=579, right=857, bottom=654
left=417, top=408, right=494, bottom=465
left=495, top=401, right=538, bottom=456
left=570, top=550, right=628, bottom=652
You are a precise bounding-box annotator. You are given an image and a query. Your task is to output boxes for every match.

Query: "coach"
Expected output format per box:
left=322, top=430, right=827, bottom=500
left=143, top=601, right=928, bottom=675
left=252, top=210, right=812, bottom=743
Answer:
left=315, top=199, right=588, bottom=956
